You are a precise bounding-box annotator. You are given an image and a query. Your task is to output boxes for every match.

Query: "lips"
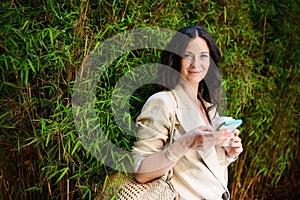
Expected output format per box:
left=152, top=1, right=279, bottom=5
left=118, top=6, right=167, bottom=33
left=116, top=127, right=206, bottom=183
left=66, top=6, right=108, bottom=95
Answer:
left=188, top=71, right=201, bottom=74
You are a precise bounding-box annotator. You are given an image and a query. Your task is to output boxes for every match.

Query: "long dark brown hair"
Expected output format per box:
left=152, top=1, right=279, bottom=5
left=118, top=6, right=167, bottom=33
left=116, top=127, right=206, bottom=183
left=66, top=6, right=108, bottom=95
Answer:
left=158, top=25, right=222, bottom=123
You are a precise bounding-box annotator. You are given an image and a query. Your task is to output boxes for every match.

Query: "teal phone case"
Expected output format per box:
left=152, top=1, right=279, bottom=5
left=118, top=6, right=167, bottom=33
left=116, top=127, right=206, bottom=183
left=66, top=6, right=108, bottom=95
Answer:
left=215, top=119, right=243, bottom=132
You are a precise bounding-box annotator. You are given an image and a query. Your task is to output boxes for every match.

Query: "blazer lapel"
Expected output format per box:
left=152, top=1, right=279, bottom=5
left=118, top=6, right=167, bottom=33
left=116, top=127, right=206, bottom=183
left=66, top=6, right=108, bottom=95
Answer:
left=170, top=84, right=206, bottom=133
left=197, top=148, right=227, bottom=187
left=170, top=84, right=227, bottom=187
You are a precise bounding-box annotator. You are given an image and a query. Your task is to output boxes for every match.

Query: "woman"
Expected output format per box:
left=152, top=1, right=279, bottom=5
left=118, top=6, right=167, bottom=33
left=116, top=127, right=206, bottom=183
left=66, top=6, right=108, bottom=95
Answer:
left=131, top=26, right=243, bottom=200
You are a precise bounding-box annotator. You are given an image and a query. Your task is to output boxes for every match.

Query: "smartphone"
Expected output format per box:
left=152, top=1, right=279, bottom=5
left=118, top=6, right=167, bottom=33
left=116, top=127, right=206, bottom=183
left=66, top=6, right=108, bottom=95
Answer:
left=215, top=119, right=243, bottom=132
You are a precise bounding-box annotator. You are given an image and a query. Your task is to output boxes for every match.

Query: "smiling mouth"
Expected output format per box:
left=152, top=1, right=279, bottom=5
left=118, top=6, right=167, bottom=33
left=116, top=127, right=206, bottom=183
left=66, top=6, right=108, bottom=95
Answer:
left=189, top=71, right=202, bottom=73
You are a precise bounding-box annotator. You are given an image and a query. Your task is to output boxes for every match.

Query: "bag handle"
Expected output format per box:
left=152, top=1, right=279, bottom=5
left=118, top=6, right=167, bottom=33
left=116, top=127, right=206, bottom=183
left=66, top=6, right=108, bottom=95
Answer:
left=167, top=90, right=177, bottom=145
left=162, top=91, right=177, bottom=181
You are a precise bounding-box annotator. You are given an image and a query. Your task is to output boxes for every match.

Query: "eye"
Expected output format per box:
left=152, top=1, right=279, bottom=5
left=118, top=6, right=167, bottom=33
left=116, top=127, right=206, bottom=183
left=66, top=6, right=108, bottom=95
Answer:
left=200, top=54, right=208, bottom=58
left=183, top=53, right=193, bottom=59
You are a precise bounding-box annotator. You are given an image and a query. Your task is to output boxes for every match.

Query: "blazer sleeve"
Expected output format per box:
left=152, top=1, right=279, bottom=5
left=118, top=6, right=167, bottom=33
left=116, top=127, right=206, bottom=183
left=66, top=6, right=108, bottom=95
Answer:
left=131, top=92, right=175, bottom=172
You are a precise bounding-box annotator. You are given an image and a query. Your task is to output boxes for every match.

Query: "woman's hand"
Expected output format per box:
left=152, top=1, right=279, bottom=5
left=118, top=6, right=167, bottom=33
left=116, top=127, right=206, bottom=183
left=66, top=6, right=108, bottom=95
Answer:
left=135, top=127, right=238, bottom=183
left=223, top=129, right=243, bottom=158
left=172, top=126, right=234, bottom=155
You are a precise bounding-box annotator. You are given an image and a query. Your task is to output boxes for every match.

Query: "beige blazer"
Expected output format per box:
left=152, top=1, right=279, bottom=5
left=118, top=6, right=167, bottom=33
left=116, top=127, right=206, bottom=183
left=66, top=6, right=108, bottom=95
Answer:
left=132, top=84, right=229, bottom=200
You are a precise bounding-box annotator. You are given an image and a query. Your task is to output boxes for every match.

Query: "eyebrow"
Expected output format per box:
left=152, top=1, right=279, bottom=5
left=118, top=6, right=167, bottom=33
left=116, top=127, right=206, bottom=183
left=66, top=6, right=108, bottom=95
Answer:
left=184, top=51, right=209, bottom=54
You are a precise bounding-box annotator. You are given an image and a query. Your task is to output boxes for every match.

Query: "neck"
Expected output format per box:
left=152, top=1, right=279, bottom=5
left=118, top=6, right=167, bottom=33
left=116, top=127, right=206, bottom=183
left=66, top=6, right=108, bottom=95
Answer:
left=179, top=79, right=198, bottom=101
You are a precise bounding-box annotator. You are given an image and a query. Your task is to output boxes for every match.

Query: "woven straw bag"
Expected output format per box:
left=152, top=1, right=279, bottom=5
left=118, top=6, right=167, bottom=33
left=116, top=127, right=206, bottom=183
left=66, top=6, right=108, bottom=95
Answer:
left=97, top=172, right=177, bottom=200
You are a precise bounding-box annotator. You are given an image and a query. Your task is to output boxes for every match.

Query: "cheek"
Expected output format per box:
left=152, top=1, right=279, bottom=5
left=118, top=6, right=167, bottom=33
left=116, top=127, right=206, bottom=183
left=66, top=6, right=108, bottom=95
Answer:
left=180, top=59, right=189, bottom=71
left=203, top=59, right=210, bottom=69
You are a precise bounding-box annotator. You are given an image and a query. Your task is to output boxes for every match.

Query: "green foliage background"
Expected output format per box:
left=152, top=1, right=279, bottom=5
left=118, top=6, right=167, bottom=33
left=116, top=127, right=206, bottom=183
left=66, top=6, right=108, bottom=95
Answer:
left=0, top=0, right=299, bottom=199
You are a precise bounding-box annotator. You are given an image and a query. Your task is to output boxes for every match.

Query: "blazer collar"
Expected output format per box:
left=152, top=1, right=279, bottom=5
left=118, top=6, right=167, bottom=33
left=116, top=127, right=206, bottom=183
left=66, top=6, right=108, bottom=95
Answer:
left=170, top=83, right=207, bottom=133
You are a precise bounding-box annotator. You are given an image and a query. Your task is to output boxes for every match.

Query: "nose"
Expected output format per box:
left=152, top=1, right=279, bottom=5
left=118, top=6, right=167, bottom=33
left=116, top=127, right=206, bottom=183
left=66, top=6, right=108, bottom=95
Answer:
left=191, top=57, right=202, bottom=70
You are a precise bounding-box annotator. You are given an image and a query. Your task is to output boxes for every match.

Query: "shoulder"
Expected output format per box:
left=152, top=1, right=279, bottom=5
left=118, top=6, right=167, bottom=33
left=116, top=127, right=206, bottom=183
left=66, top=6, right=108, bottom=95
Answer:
left=147, top=91, right=174, bottom=102
left=142, top=91, right=175, bottom=111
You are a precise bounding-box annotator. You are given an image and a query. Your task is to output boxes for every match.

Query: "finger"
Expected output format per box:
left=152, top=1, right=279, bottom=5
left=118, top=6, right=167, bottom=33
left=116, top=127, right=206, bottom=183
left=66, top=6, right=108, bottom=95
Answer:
left=231, top=136, right=241, bottom=143
left=233, top=129, right=240, bottom=136
left=230, top=140, right=242, bottom=148
left=233, top=146, right=243, bottom=155
left=228, top=144, right=243, bottom=156
left=218, top=128, right=230, bottom=134
left=215, top=128, right=229, bottom=139
left=223, top=131, right=234, bottom=140
left=198, top=125, right=214, bottom=132
left=216, top=132, right=233, bottom=145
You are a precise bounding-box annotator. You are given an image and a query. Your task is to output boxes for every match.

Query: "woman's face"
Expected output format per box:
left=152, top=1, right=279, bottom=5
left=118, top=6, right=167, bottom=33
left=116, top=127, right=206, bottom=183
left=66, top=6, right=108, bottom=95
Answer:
left=180, top=37, right=210, bottom=86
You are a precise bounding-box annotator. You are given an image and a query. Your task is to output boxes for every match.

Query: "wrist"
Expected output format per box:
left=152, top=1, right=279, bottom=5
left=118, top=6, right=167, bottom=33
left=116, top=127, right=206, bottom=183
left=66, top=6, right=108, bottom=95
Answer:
left=225, top=155, right=238, bottom=163
left=169, top=139, right=189, bottom=158
left=165, top=148, right=179, bottom=162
